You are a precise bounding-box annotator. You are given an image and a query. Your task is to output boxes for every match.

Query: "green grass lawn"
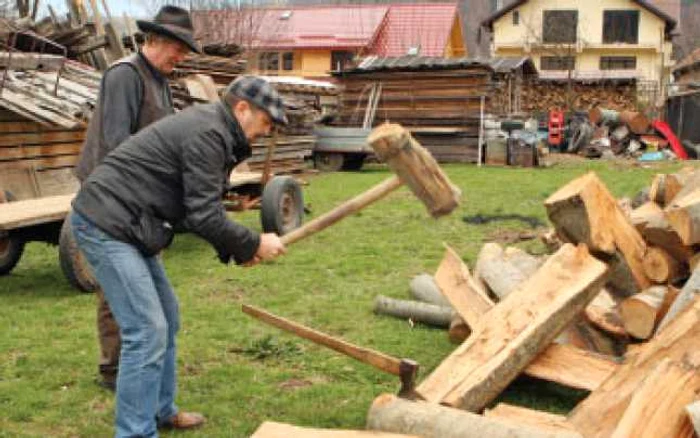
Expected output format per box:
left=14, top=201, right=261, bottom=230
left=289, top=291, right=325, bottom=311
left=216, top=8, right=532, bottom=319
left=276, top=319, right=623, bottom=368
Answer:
left=0, top=158, right=686, bottom=437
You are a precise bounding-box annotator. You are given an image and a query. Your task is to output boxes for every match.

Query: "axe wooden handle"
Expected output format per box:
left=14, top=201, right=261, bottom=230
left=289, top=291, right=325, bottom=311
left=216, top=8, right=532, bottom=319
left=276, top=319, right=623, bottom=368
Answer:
left=280, top=176, right=403, bottom=246
left=242, top=303, right=404, bottom=376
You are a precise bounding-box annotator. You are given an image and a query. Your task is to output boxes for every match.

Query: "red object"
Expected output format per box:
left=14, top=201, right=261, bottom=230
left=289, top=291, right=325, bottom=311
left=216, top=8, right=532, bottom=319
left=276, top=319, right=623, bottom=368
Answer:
left=651, top=119, right=688, bottom=160
left=548, top=110, right=565, bottom=146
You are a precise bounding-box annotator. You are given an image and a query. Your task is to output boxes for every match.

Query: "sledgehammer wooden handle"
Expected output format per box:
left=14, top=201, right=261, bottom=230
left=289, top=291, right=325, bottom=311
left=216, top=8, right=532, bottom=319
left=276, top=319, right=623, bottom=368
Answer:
left=280, top=176, right=403, bottom=246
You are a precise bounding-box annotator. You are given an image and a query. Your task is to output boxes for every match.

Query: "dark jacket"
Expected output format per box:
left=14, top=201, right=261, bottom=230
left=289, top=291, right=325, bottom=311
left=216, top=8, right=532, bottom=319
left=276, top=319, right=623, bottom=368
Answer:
left=72, top=102, right=260, bottom=264
left=75, top=53, right=174, bottom=181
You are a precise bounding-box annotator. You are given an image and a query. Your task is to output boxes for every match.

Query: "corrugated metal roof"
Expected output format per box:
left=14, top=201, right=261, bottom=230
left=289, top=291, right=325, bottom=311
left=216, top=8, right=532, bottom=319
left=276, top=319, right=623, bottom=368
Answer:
left=337, top=55, right=536, bottom=75
left=370, top=3, right=459, bottom=57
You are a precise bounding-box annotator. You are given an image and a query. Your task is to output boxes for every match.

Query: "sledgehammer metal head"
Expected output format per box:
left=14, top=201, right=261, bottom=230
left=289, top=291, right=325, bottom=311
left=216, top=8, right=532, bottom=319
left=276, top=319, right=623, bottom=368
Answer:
left=368, top=123, right=461, bottom=218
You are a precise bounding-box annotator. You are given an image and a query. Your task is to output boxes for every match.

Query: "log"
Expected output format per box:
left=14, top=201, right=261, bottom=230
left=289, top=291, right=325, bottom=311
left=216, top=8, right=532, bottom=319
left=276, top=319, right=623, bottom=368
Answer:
left=649, top=173, right=685, bottom=207
left=588, top=107, right=619, bottom=126
left=620, top=286, right=678, bottom=339
left=545, top=172, right=651, bottom=293
left=630, top=202, right=693, bottom=262
left=416, top=244, right=609, bottom=410
left=609, top=358, right=700, bottom=438
left=474, top=242, right=542, bottom=300
left=619, top=110, right=650, bottom=135
left=366, top=394, right=583, bottom=438
left=685, top=401, right=700, bottom=435
left=666, top=188, right=700, bottom=246
left=448, top=317, right=470, bottom=344
left=656, top=266, right=700, bottom=333
left=567, top=294, right=700, bottom=437
left=251, top=421, right=417, bottom=438
left=583, top=289, right=628, bottom=338
left=485, top=404, right=574, bottom=433
left=373, top=296, right=454, bottom=328
left=435, top=244, right=494, bottom=328
left=642, top=246, right=685, bottom=284
left=409, top=273, right=451, bottom=307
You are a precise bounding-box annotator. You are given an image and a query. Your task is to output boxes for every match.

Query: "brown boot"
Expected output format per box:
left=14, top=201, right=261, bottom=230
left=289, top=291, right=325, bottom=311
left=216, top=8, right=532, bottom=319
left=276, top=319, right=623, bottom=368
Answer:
left=159, top=412, right=206, bottom=430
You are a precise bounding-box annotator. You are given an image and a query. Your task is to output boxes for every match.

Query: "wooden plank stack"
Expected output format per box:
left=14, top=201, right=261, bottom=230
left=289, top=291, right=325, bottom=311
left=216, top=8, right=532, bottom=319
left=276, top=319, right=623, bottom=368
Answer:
left=253, top=169, right=700, bottom=436
left=332, top=58, right=495, bottom=163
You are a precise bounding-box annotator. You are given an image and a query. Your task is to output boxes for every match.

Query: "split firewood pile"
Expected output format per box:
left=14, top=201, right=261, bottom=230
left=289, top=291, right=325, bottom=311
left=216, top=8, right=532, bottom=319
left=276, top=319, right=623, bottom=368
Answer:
left=251, top=168, right=700, bottom=437
left=519, top=81, right=637, bottom=115
left=568, top=106, right=682, bottom=160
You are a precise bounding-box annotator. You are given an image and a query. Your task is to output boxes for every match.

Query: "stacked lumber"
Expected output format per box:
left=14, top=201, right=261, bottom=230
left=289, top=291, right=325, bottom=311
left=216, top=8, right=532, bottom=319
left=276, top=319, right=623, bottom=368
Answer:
left=332, top=59, right=494, bottom=163
left=520, top=81, right=637, bottom=114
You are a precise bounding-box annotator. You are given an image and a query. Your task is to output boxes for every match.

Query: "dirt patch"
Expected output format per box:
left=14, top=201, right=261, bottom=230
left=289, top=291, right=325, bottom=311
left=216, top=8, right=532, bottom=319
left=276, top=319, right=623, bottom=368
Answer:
left=486, top=228, right=546, bottom=245
left=278, top=378, right=313, bottom=391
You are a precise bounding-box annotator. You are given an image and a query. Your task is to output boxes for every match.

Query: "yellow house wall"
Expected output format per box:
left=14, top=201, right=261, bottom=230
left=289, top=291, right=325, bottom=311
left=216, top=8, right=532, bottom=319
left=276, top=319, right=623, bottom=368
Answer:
left=301, top=49, right=333, bottom=76
left=491, top=0, right=673, bottom=81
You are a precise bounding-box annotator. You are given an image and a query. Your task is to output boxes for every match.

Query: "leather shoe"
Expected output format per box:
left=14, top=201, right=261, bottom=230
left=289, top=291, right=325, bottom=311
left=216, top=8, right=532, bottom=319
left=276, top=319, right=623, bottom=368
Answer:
left=159, top=411, right=206, bottom=430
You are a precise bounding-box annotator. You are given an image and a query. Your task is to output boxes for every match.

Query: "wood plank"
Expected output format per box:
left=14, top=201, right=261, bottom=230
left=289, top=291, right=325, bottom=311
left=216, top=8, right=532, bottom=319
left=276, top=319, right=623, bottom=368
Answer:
left=545, top=172, right=651, bottom=293
left=567, top=294, right=700, bottom=437
left=0, top=194, right=74, bottom=230
left=610, top=358, right=700, bottom=438
left=0, top=155, right=78, bottom=171
left=434, top=244, right=493, bottom=328
left=416, top=244, right=609, bottom=410
left=251, top=422, right=417, bottom=438
left=0, top=130, right=85, bottom=147
left=367, top=393, right=582, bottom=438
left=485, top=403, right=574, bottom=433
left=0, top=143, right=82, bottom=160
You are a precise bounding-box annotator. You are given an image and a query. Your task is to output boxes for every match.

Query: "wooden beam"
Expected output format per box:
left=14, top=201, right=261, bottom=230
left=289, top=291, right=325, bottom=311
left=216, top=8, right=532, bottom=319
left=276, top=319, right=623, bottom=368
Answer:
left=567, top=294, right=700, bottom=437
left=545, top=172, right=650, bottom=293
left=416, top=244, right=609, bottom=410
left=0, top=194, right=74, bottom=230
left=366, top=394, right=583, bottom=438
left=485, top=403, right=574, bottom=433
left=609, top=358, right=700, bottom=438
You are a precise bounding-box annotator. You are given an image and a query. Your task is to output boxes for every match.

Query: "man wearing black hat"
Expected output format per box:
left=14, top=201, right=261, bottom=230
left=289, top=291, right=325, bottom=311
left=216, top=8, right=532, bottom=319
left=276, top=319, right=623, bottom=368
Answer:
left=73, top=5, right=200, bottom=392
left=71, top=75, right=288, bottom=437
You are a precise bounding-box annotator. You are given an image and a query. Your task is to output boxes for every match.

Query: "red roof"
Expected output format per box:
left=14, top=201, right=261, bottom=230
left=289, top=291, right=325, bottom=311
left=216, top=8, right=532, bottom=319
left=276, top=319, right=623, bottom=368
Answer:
left=192, top=3, right=460, bottom=55
left=371, top=3, right=460, bottom=57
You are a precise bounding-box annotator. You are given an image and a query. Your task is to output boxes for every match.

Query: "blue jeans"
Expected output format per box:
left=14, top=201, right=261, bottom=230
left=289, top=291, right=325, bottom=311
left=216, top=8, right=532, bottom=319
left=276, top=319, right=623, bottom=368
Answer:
left=71, top=211, right=179, bottom=438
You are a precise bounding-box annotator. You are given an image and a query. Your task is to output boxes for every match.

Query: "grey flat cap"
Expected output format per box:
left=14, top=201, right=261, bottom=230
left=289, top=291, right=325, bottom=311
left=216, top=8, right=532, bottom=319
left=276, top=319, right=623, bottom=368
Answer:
left=224, top=76, right=288, bottom=126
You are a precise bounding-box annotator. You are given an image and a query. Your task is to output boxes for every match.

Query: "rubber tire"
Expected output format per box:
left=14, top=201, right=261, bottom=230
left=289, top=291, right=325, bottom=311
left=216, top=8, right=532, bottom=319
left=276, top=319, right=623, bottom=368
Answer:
left=260, top=176, right=304, bottom=236
left=59, top=212, right=97, bottom=293
left=342, top=153, right=366, bottom=171
left=314, top=152, right=345, bottom=172
left=0, top=231, right=24, bottom=276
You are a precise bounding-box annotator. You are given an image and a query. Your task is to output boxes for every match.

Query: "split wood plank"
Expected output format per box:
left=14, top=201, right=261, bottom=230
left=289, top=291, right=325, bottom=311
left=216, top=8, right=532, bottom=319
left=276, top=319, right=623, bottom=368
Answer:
left=485, top=403, right=575, bottom=433
left=657, top=265, right=700, bottom=333
left=0, top=194, right=74, bottom=230
left=610, top=358, right=700, bottom=438
left=0, top=52, right=66, bottom=70
left=0, top=143, right=82, bottom=161
left=567, top=294, right=700, bottom=437
left=366, top=393, right=582, bottom=438
left=0, top=130, right=85, bottom=146
left=582, top=289, right=627, bottom=338
left=434, top=245, right=618, bottom=391
left=0, top=155, right=78, bottom=172
left=416, top=244, right=609, bottom=410
left=545, top=172, right=650, bottom=293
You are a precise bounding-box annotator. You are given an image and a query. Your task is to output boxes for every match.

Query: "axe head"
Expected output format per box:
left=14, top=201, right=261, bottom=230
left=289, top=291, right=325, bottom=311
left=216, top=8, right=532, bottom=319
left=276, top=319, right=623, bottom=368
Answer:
left=368, top=123, right=461, bottom=218
left=397, top=358, right=424, bottom=400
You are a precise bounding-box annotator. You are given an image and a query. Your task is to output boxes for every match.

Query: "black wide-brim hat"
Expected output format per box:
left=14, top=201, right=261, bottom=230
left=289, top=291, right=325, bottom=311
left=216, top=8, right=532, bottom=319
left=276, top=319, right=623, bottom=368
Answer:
left=137, top=5, right=202, bottom=54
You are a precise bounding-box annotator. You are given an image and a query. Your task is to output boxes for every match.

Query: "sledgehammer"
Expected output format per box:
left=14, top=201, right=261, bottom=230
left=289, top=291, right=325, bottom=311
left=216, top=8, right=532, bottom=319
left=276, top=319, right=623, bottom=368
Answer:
left=280, top=123, right=461, bottom=245
left=242, top=304, right=422, bottom=400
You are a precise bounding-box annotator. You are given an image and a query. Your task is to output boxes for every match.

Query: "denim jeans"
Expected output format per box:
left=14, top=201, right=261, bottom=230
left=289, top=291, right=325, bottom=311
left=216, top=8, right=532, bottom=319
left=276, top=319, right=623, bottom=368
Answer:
left=71, top=211, right=179, bottom=438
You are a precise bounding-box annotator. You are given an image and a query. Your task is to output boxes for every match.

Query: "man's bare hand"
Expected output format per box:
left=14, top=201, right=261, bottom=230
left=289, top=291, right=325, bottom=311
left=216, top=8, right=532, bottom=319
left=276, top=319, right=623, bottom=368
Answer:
left=256, top=233, right=287, bottom=261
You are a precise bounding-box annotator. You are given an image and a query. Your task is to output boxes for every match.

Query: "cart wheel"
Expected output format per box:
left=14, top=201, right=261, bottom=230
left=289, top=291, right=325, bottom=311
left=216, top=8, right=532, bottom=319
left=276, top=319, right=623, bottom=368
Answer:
left=261, top=176, right=304, bottom=236
left=342, top=153, right=366, bottom=171
left=59, top=212, right=97, bottom=293
left=314, top=152, right=344, bottom=172
left=0, top=190, right=24, bottom=275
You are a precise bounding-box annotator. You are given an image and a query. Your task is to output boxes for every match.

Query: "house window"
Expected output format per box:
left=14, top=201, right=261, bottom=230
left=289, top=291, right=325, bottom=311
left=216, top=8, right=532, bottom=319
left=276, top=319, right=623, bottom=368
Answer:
left=513, top=10, right=520, bottom=25
left=600, top=56, right=637, bottom=70
left=282, top=52, right=294, bottom=71
left=331, top=50, right=355, bottom=71
left=603, top=10, right=639, bottom=44
left=542, top=10, right=578, bottom=44
left=540, top=56, right=576, bottom=70
left=259, top=52, right=279, bottom=71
